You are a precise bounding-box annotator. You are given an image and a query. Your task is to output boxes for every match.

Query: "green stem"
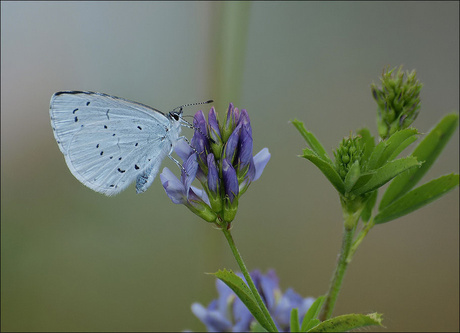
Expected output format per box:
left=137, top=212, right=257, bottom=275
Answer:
left=320, top=208, right=361, bottom=321
left=320, top=226, right=354, bottom=321
left=221, top=226, right=278, bottom=332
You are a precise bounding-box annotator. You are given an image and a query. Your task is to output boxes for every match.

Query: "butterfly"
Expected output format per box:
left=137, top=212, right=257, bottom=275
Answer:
left=50, top=91, right=211, bottom=196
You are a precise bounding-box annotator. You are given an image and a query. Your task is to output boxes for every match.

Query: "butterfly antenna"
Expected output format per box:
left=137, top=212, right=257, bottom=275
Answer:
left=176, top=100, right=216, bottom=144
left=172, top=100, right=213, bottom=113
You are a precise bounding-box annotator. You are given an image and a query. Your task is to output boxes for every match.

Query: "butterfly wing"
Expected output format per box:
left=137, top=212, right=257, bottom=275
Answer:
left=50, top=91, right=176, bottom=195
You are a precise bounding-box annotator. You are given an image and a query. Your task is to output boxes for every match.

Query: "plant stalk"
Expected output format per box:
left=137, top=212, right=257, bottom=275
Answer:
left=320, top=207, right=362, bottom=321
left=221, top=226, right=278, bottom=332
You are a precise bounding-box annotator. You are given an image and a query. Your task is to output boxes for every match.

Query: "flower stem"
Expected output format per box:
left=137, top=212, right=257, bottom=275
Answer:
left=320, top=209, right=361, bottom=321
left=221, top=226, right=278, bottom=332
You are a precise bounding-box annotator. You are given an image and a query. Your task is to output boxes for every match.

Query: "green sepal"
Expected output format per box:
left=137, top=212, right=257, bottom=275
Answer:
left=210, top=134, right=223, bottom=160
left=302, top=148, right=345, bottom=194
left=379, top=113, right=459, bottom=210
left=352, top=157, right=421, bottom=195
left=292, top=119, right=332, bottom=163
left=223, top=195, right=238, bottom=223
left=204, top=186, right=223, bottom=215
left=185, top=200, right=217, bottom=223
left=212, top=269, right=273, bottom=332
left=307, top=313, right=383, bottom=332
left=300, top=296, right=325, bottom=332
left=375, top=173, right=459, bottom=224
left=290, top=308, right=300, bottom=332
left=357, top=128, right=375, bottom=167
left=344, top=161, right=361, bottom=193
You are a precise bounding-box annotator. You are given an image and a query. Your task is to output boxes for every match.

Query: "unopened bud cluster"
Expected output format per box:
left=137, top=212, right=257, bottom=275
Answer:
left=334, top=136, right=363, bottom=180
left=371, top=66, right=422, bottom=140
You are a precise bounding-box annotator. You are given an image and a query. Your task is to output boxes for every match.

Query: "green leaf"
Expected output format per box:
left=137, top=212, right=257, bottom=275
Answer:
left=366, top=139, right=386, bottom=170
left=388, top=135, right=418, bottom=161
left=344, top=161, right=361, bottom=193
left=357, top=128, right=375, bottom=167
left=307, top=313, right=383, bottom=332
left=361, top=190, right=378, bottom=222
left=380, top=113, right=459, bottom=210
left=376, top=128, right=419, bottom=167
left=374, top=174, right=459, bottom=224
left=292, top=119, right=332, bottom=163
left=300, top=296, right=325, bottom=332
left=302, top=148, right=345, bottom=194
left=290, top=308, right=300, bottom=332
left=212, top=269, right=272, bottom=332
left=352, top=157, right=421, bottom=195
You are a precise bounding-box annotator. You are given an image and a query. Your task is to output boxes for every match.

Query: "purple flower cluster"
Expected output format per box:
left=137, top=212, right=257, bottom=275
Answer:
left=160, top=103, right=270, bottom=223
left=191, top=269, right=315, bottom=332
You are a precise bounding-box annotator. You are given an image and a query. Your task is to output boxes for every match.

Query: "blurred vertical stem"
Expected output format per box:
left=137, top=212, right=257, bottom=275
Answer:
left=211, top=2, right=251, bottom=112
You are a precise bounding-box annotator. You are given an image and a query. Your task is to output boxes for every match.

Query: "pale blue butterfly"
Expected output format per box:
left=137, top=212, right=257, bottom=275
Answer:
left=50, top=91, right=212, bottom=196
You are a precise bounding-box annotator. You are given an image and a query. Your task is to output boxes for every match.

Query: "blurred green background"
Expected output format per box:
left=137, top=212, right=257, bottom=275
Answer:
left=1, top=2, right=458, bottom=332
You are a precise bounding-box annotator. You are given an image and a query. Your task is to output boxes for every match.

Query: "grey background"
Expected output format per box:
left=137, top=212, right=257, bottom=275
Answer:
left=2, top=2, right=459, bottom=332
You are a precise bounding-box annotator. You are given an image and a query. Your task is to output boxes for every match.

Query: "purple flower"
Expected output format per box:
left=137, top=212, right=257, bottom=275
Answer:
left=207, top=153, right=219, bottom=195
left=191, top=269, right=315, bottom=332
left=160, top=152, right=216, bottom=222
left=208, top=107, right=222, bottom=143
left=223, top=123, right=241, bottom=163
left=161, top=103, right=271, bottom=224
left=191, top=110, right=210, bottom=166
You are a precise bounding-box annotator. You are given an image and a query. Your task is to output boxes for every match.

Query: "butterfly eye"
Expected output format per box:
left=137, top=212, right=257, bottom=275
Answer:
left=171, top=112, right=180, bottom=121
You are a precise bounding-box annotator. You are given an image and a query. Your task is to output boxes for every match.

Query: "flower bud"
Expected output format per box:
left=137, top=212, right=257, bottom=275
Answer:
left=222, top=103, right=240, bottom=142
left=371, top=66, right=422, bottom=140
left=208, top=107, right=224, bottom=158
left=191, top=110, right=210, bottom=168
left=206, top=153, right=223, bottom=213
left=222, top=158, right=239, bottom=222
left=334, top=136, right=363, bottom=181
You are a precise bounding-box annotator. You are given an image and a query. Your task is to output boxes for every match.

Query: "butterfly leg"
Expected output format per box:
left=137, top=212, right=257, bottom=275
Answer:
left=178, top=136, right=198, bottom=154
left=168, top=154, right=188, bottom=176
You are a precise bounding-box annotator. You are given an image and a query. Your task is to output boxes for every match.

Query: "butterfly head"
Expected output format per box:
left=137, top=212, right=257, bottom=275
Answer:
left=169, top=109, right=183, bottom=122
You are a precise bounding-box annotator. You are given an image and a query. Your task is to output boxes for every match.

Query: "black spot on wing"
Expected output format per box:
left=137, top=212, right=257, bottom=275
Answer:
left=137, top=126, right=142, bottom=130
left=100, top=151, right=104, bottom=156
left=73, top=108, right=79, bottom=114
left=135, top=164, right=140, bottom=170
left=117, top=168, right=125, bottom=173
left=74, top=116, right=78, bottom=122
left=86, top=101, right=90, bottom=106
left=104, top=125, right=108, bottom=129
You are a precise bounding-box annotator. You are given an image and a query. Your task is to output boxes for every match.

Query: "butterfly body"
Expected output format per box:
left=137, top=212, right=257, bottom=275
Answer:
left=50, top=91, right=183, bottom=196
